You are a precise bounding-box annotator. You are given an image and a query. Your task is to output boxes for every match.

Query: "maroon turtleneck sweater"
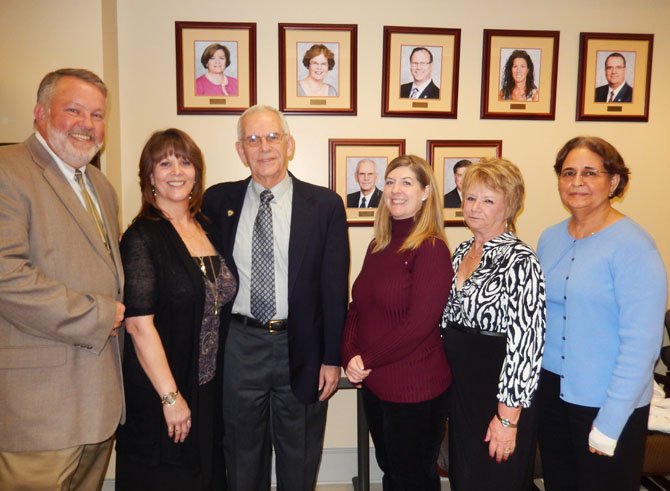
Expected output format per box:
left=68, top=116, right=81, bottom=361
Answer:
left=341, top=217, right=453, bottom=403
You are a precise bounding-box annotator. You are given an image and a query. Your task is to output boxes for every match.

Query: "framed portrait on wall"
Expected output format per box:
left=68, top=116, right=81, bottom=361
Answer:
left=481, top=29, right=559, bottom=120
left=426, top=139, right=502, bottom=225
left=329, top=139, right=406, bottom=225
left=279, top=23, right=357, bottom=115
left=576, top=33, right=653, bottom=122
left=382, top=26, right=461, bottom=118
left=175, top=21, right=256, bottom=115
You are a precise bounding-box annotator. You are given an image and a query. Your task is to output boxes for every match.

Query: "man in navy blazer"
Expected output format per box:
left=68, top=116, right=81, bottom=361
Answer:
left=346, top=158, right=383, bottom=208
left=400, top=46, right=440, bottom=100
left=594, top=52, right=633, bottom=103
left=202, top=105, right=349, bottom=491
left=443, top=159, right=472, bottom=208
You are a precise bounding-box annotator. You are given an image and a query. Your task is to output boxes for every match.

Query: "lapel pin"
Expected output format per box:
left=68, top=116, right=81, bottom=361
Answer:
left=227, top=210, right=234, bottom=217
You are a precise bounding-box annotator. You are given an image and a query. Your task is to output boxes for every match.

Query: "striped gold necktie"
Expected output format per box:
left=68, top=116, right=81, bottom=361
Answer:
left=74, top=170, right=110, bottom=252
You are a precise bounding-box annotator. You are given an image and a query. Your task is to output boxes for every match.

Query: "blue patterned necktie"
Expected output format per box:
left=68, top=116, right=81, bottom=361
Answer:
left=250, top=190, right=276, bottom=324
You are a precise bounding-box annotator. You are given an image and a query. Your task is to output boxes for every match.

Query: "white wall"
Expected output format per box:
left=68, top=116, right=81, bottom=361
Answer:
left=1, top=0, right=669, bottom=482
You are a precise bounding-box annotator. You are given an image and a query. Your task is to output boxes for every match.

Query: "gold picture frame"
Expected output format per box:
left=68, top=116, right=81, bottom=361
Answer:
left=427, top=140, right=502, bottom=225
left=576, top=32, right=653, bottom=122
left=382, top=26, right=461, bottom=118
left=175, top=21, right=256, bottom=115
left=279, top=23, right=357, bottom=115
left=329, top=139, right=406, bottom=225
left=481, top=29, right=559, bottom=120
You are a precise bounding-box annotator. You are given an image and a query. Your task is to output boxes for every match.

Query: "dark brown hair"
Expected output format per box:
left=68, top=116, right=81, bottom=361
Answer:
left=137, top=128, right=205, bottom=219
left=554, top=136, right=630, bottom=198
left=500, top=50, right=537, bottom=100
left=201, top=43, right=231, bottom=69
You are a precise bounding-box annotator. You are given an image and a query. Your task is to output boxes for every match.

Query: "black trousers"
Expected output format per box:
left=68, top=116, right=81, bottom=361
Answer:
left=223, top=320, right=327, bottom=491
left=443, top=324, right=539, bottom=491
left=538, top=369, right=650, bottom=491
left=363, top=387, right=448, bottom=491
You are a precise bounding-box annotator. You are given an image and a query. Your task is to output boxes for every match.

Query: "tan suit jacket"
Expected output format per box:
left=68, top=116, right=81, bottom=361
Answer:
left=0, top=135, right=124, bottom=452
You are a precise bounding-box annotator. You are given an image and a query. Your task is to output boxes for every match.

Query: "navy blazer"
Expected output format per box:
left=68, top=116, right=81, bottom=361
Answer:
left=347, top=187, right=382, bottom=208
left=400, top=80, right=440, bottom=99
left=443, top=188, right=461, bottom=208
left=595, top=82, right=633, bottom=103
left=202, top=173, right=350, bottom=404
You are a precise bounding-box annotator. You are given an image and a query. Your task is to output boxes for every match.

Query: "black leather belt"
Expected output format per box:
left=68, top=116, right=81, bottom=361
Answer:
left=445, top=321, right=506, bottom=338
left=232, top=314, right=288, bottom=333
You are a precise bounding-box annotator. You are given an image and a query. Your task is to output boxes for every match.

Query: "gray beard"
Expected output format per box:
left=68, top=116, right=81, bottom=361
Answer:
left=45, top=122, right=101, bottom=168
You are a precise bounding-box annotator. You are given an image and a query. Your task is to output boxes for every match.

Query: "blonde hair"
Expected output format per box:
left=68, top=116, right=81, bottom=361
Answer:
left=461, top=157, right=525, bottom=233
left=372, top=155, right=446, bottom=253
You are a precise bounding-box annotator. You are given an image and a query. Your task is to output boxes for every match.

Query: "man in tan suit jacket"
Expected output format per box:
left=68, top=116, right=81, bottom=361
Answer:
left=0, top=69, right=125, bottom=490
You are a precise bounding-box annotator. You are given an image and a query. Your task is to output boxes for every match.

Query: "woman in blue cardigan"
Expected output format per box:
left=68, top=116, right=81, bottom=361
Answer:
left=537, top=136, right=667, bottom=491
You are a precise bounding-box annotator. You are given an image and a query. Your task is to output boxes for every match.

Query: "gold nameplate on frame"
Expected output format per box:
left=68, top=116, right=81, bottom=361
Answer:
left=357, top=210, right=375, bottom=218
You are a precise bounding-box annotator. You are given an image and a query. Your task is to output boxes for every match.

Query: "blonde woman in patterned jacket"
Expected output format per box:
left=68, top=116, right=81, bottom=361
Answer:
left=440, top=158, right=546, bottom=491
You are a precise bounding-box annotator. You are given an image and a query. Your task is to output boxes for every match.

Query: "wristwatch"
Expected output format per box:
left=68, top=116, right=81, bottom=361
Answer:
left=496, top=413, right=518, bottom=428
left=160, top=389, right=179, bottom=406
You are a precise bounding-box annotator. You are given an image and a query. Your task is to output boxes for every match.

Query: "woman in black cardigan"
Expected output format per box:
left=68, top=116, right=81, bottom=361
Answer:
left=115, top=129, right=236, bottom=490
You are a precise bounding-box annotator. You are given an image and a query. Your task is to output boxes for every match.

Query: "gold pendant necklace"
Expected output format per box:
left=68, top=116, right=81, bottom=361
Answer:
left=196, top=256, right=207, bottom=275
left=194, top=256, right=220, bottom=315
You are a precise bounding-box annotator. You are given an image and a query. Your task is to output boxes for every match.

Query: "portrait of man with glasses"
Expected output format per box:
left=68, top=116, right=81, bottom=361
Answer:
left=594, top=51, right=634, bottom=103
left=400, top=46, right=441, bottom=100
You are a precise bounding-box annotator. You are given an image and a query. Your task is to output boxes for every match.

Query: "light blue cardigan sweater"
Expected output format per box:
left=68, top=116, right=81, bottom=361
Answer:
left=538, top=217, right=667, bottom=441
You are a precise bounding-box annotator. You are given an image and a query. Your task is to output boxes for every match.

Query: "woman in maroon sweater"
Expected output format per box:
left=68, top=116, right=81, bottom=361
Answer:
left=341, top=155, right=453, bottom=490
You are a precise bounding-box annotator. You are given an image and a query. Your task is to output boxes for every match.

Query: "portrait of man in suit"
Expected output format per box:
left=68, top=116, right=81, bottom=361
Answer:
left=202, top=105, right=349, bottom=491
left=400, top=46, right=441, bottom=100
left=443, top=158, right=473, bottom=208
left=0, top=69, right=125, bottom=488
left=346, top=158, right=384, bottom=208
left=595, top=52, right=634, bottom=103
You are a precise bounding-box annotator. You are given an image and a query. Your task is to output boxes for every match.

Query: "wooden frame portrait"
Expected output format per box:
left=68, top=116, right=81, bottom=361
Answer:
left=576, top=33, right=653, bottom=122
left=427, top=140, right=502, bottom=226
left=329, top=139, right=406, bottom=225
left=382, top=26, right=461, bottom=118
left=279, top=23, right=357, bottom=115
left=175, top=21, right=256, bottom=115
left=481, top=29, right=559, bottom=120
